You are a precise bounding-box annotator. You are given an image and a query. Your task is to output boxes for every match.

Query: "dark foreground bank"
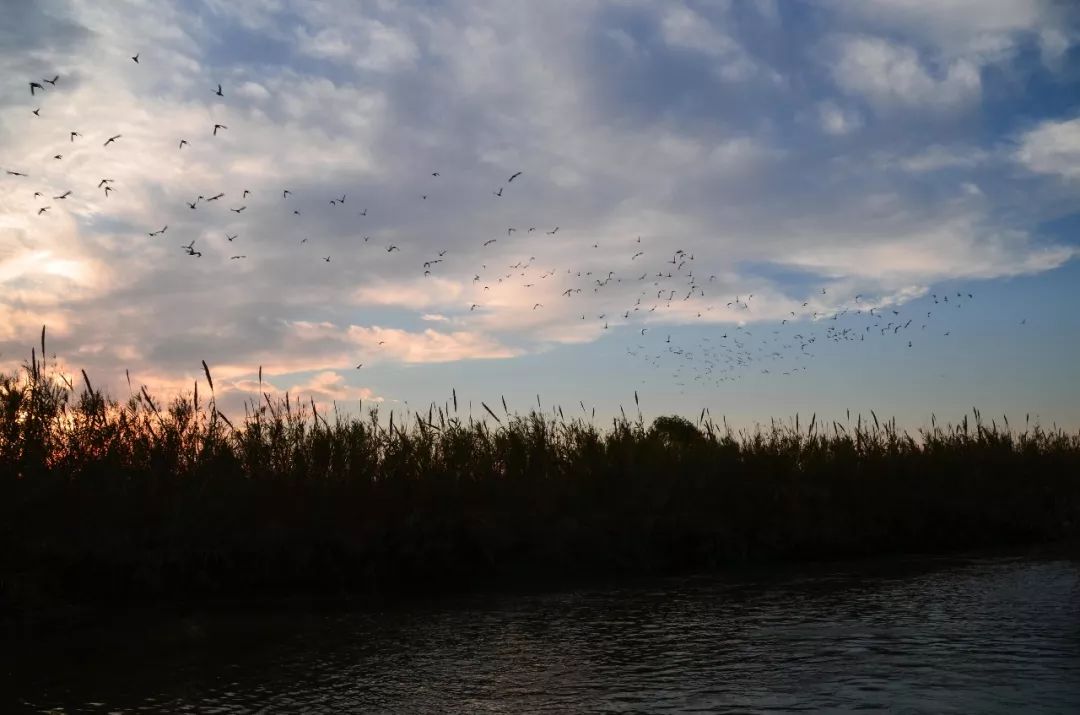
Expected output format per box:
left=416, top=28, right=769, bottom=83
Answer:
left=2, top=355, right=1079, bottom=635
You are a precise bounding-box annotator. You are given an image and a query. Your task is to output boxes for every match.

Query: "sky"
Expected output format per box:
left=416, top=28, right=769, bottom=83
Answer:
left=1, top=0, right=1079, bottom=430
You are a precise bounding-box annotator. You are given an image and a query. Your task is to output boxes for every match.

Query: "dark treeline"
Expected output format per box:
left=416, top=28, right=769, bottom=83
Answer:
left=3, top=348, right=1079, bottom=633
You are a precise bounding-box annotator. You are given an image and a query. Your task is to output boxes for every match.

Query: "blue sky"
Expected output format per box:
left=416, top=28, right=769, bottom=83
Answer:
left=0, top=0, right=1078, bottom=429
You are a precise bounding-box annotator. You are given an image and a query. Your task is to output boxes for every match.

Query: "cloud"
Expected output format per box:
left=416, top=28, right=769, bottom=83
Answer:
left=830, top=35, right=981, bottom=111
left=887, top=145, right=989, bottom=173
left=346, top=325, right=521, bottom=363
left=817, top=101, right=863, bottom=135
left=0, top=0, right=1075, bottom=409
left=1015, top=116, right=1080, bottom=180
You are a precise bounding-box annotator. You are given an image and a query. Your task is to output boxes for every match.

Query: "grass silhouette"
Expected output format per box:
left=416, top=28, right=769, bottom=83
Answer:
left=2, top=341, right=1078, bottom=633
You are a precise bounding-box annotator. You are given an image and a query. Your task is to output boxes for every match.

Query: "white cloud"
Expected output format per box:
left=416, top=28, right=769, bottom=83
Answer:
left=831, top=35, right=981, bottom=111
left=818, top=101, right=863, bottom=135
left=888, top=145, right=988, bottom=173
left=1016, top=116, right=1080, bottom=180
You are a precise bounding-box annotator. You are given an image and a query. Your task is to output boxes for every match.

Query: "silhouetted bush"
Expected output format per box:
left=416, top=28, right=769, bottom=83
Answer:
left=2, top=348, right=1078, bottom=632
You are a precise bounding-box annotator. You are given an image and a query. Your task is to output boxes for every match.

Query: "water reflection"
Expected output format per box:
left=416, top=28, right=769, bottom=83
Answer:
left=13, top=554, right=1080, bottom=713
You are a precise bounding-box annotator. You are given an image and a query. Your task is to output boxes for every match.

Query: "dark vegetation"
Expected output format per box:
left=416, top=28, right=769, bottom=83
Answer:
left=2, top=342, right=1079, bottom=634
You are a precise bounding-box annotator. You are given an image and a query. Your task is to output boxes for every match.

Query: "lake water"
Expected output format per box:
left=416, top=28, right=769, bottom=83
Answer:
left=10, top=552, right=1080, bottom=713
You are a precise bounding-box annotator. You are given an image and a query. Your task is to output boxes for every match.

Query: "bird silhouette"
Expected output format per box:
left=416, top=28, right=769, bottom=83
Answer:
left=508, top=171, right=522, bottom=182
left=179, top=139, right=188, bottom=149
left=29, top=81, right=44, bottom=96
left=231, top=206, right=246, bottom=213
left=131, top=53, right=140, bottom=63
left=44, top=75, right=58, bottom=86
left=32, top=108, right=40, bottom=117
left=104, top=134, right=121, bottom=147
left=53, top=191, right=71, bottom=200
left=226, top=234, right=237, bottom=242
left=493, top=187, right=503, bottom=197
left=215, top=83, right=223, bottom=97
left=6, top=170, right=27, bottom=177
left=213, top=124, right=227, bottom=135
left=70, top=131, right=81, bottom=142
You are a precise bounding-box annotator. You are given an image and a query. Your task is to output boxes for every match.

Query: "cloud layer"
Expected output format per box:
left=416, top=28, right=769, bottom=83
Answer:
left=1, top=0, right=1077, bottom=413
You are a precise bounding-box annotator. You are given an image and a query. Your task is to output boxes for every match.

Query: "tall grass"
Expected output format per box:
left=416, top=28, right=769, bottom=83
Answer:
left=2, top=346, right=1079, bottom=629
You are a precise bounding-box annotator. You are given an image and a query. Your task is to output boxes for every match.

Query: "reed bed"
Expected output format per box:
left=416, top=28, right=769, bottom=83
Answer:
left=2, top=346, right=1079, bottom=628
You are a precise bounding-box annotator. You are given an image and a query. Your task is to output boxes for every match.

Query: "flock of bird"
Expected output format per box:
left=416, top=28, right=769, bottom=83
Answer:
left=5, top=58, right=1017, bottom=392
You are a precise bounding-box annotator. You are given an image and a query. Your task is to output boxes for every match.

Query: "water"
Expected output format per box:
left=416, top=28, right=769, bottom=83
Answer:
left=9, top=553, right=1080, bottom=713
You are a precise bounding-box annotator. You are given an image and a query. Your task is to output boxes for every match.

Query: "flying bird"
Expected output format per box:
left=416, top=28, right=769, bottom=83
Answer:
left=213, top=124, right=227, bottom=135
left=323, top=256, right=331, bottom=262
left=508, top=171, right=522, bottom=182
left=70, top=131, right=81, bottom=142
left=97, top=178, right=113, bottom=188
left=283, top=189, right=292, bottom=198
left=44, top=75, right=59, bottom=86
left=37, top=207, right=50, bottom=215
left=179, top=139, right=188, bottom=149
left=6, top=170, right=27, bottom=177
left=29, top=81, right=44, bottom=96
left=32, top=108, right=40, bottom=117
left=483, top=239, right=496, bottom=246
left=493, top=187, right=503, bottom=197
left=226, top=233, right=237, bottom=242
left=432, top=172, right=440, bottom=177
left=547, top=227, right=559, bottom=235
left=242, top=190, right=250, bottom=198
left=206, top=193, right=224, bottom=201
left=386, top=245, right=399, bottom=252
left=231, top=206, right=246, bottom=213
left=104, top=134, right=121, bottom=147
left=215, top=83, right=223, bottom=97
left=53, top=191, right=71, bottom=200
left=230, top=255, right=246, bottom=260
left=148, top=225, right=167, bottom=236
left=131, top=53, right=140, bottom=63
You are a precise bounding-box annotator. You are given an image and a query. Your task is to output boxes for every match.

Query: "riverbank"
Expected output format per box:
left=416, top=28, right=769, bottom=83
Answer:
left=3, top=360, right=1079, bottom=637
